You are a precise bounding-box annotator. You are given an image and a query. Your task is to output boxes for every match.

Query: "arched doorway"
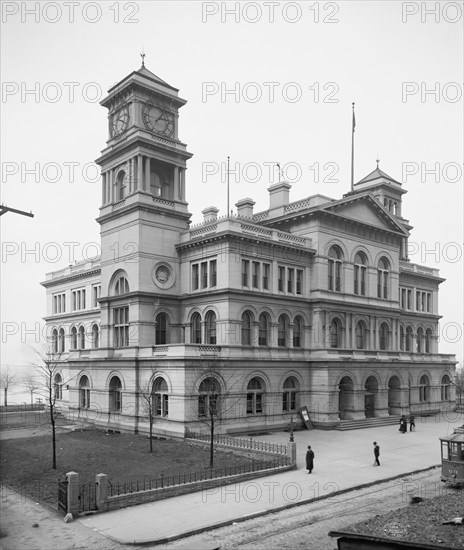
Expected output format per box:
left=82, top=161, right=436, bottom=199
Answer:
left=339, top=376, right=354, bottom=420
left=364, top=376, right=378, bottom=418
left=388, top=375, right=402, bottom=415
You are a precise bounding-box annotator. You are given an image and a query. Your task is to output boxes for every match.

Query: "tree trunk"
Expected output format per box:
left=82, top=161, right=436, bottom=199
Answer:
left=49, top=388, right=56, bottom=469
left=4, top=387, right=7, bottom=407
left=30, top=390, right=33, bottom=406
left=149, top=415, right=153, bottom=453
left=209, top=419, right=214, bottom=468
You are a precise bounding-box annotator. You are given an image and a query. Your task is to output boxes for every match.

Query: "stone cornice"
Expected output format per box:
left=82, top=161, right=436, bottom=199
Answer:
left=41, top=268, right=101, bottom=288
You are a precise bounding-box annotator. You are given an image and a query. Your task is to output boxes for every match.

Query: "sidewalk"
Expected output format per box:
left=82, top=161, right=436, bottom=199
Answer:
left=80, top=415, right=463, bottom=545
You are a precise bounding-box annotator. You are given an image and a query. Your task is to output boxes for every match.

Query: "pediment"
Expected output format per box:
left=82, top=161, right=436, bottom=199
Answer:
left=322, top=195, right=406, bottom=234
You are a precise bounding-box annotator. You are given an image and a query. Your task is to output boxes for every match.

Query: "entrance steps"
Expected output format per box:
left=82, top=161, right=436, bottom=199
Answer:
left=335, top=415, right=402, bottom=431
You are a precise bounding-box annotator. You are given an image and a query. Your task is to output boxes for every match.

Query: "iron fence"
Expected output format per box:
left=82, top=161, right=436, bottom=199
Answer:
left=107, top=455, right=290, bottom=497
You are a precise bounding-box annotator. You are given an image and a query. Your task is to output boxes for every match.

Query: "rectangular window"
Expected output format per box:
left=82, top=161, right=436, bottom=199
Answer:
left=296, top=270, right=303, bottom=295
left=416, top=291, right=421, bottom=311
left=407, top=289, right=412, bottom=309
left=72, top=289, right=86, bottom=311
left=252, top=262, right=260, bottom=288
left=192, top=264, right=199, bottom=290
left=114, top=306, right=129, bottom=348
left=328, top=261, right=334, bottom=290
left=278, top=266, right=285, bottom=292
left=210, top=260, right=217, bottom=287
left=92, top=285, right=101, bottom=308
left=201, top=262, right=208, bottom=288
left=242, top=260, right=249, bottom=287
left=262, top=263, right=270, bottom=290
left=354, top=266, right=359, bottom=295
left=427, top=293, right=431, bottom=312
left=52, top=293, right=66, bottom=314
left=360, top=267, right=366, bottom=295
left=287, top=268, right=294, bottom=293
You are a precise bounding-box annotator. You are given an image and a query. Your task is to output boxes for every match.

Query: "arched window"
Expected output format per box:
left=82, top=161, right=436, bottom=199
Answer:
left=355, top=320, right=368, bottom=349
left=379, top=323, right=389, bottom=351
left=191, top=313, right=202, bottom=344
left=109, top=376, right=122, bottom=412
left=419, top=374, right=430, bottom=402
left=71, top=327, right=77, bottom=350
left=416, top=327, right=424, bottom=353
left=92, top=324, right=99, bottom=348
left=441, top=374, right=451, bottom=401
left=282, top=376, right=299, bottom=412
left=59, top=328, right=65, bottom=353
left=278, top=315, right=289, bottom=347
left=205, top=311, right=217, bottom=345
left=405, top=326, right=413, bottom=352
left=247, top=377, right=264, bottom=415
left=153, top=378, right=169, bottom=417
left=353, top=252, right=367, bottom=296
left=293, top=316, right=303, bottom=348
left=79, top=375, right=90, bottom=409
left=241, top=311, right=252, bottom=345
left=78, top=326, right=85, bottom=349
left=377, top=257, right=389, bottom=299
left=258, top=314, right=269, bottom=346
left=425, top=329, right=433, bottom=353
left=400, top=326, right=405, bottom=351
left=198, top=377, right=220, bottom=418
left=114, top=276, right=129, bottom=295
left=328, top=245, right=343, bottom=292
left=116, top=171, right=126, bottom=200
left=54, top=373, right=62, bottom=400
left=155, top=313, right=168, bottom=345
left=52, top=329, right=58, bottom=354
left=330, top=318, right=342, bottom=348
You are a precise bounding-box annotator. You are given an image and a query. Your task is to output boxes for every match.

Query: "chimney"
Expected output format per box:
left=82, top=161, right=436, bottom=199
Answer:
left=268, top=182, right=291, bottom=209
left=202, top=206, right=219, bottom=223
left=235, top=198, right=255, bottom=218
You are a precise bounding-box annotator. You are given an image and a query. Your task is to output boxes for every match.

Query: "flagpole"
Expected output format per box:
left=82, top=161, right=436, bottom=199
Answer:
left=351, top=102, right=355, bottom=192
left=227, top=156, right=230, bottom=216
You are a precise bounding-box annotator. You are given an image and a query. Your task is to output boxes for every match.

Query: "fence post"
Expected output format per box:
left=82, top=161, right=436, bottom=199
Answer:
left=288, top=441, right=297, bottom=469
left=66, top=471, right=79, bottom=517
left=95, top=473, right=108, bottom=512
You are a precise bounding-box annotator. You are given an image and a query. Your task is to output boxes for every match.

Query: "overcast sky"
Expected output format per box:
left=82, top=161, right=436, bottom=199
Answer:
left=1, top=1, right=463, bottom=375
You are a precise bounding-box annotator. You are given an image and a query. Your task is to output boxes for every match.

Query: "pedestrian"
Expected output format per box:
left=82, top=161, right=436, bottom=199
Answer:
left=306, top=445, right=315, bottom=474
left=373, top=441, right=380, bottom=466
left=399, top=415, right=407, bottom=433
left=409, top=413, right=415, bottom=431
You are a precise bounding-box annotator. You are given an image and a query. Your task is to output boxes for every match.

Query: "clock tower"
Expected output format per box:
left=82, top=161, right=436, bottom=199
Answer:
left=95, top=61, right=193, bottom=348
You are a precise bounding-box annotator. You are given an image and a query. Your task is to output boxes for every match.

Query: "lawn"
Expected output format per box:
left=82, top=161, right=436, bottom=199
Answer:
left=0, top=427, right=266, bottom=506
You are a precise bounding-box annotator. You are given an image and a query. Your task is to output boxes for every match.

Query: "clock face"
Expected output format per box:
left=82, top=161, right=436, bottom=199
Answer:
left=142, top=103, right=174, bottom=137
left=111, top=106, right=129, bottom=137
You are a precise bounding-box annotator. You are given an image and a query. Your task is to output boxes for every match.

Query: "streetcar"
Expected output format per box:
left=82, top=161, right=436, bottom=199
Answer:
left=440, top=425, right=464, bottom=484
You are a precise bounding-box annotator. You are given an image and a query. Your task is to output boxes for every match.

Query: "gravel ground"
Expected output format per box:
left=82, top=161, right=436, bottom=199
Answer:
left=340, top=485, right=464, bottom=549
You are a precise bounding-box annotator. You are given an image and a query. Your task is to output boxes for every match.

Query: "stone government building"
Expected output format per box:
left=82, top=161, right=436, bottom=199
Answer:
left=42, top=63, right=456, bottom=436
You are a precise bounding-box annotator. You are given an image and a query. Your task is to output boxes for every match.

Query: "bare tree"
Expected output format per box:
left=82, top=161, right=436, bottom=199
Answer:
left=454, top=362, right=464, bottom=405
left=22, top=373, right=40, bottom=406
left=190, top=356, right=241, bottom=468
left=33, top=348, right=67, bottom=469
left=0, top=366, right=17, bottom=406
left=137, top=369, right=160, bottom=453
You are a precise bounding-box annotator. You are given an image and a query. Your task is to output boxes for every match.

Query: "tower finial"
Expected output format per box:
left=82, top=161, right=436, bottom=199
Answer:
left=376, top=157, right=380, bottom=168
left=140, top=51, right=146, bottom=68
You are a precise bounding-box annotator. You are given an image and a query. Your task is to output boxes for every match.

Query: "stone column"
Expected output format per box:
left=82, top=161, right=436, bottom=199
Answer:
left=144, top=157, right=151, bottom=191
left=95, top=473, right=108, bottom=512
left=66, top=471, right=79, bottom=518
left=180, top=168, right=185, bottom=201
left=173, top=166, right=180, bottom=200
left=137, top=155, right=143, bottom=191
left=101, top=173, right=106, bottom=204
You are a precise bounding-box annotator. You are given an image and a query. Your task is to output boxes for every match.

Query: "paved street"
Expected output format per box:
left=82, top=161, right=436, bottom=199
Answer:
left=0, top=414, right=462, bottom=549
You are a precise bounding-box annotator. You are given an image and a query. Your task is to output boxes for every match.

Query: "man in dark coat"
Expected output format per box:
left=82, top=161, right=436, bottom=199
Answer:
left=373, top=441, right=380, bottom=466
left=409, top=413, right=415, bottom=431
left=306, top=445, right=315, bottom=474
left=400, top=415, right=407, bottom=433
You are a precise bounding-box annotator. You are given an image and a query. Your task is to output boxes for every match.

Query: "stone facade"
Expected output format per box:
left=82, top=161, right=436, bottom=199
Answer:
left=41, top=64, right=456, bottom=436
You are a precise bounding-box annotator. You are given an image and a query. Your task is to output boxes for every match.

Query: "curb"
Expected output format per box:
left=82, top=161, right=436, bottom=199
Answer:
left=113, top=464, right=441, bottom=546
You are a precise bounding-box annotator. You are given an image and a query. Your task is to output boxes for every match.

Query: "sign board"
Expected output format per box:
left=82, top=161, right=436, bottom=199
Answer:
left=299, top=406, right=313, bottom=430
